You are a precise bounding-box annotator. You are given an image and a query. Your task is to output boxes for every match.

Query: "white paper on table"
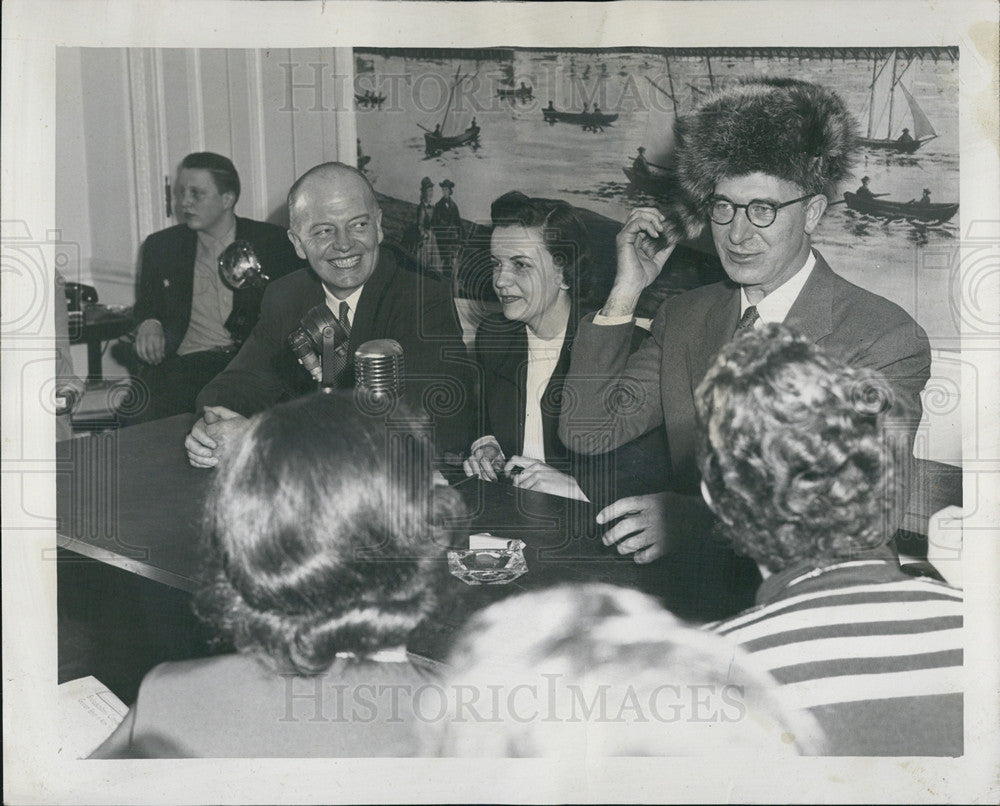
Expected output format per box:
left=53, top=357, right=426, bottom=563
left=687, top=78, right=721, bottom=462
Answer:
left=468, top=532, right=526, bottom=552
left=59, top=675, right=129, bottom=759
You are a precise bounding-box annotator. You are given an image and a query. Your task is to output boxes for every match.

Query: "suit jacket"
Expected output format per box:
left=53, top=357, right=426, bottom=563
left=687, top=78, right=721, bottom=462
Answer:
left=474, top=311, right=576, bottom=466
left=196, top=244, right=475, bottom=454
left=89, top=652, right=443, bottom=758
left=133, top=217, right=304, bottom=356
left=475, top=310, right=670, bottom=505
left=560, top=251, right=931, bottom=495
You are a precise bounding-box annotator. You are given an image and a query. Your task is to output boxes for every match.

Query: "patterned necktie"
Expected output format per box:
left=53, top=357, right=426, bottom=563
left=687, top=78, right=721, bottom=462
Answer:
left=328, top=300, right=352, bottom=385
left=734, top=305, right=760, bottom=337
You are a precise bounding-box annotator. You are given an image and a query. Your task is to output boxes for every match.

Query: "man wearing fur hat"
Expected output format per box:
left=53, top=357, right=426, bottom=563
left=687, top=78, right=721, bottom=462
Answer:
left=559, top=79, right=930, bottom=620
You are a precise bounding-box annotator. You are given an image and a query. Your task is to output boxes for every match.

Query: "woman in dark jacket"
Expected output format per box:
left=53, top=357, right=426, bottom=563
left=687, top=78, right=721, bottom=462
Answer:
left=462, top=192, right=590, bottom=500
left=463, top=191, right=668, bottom=504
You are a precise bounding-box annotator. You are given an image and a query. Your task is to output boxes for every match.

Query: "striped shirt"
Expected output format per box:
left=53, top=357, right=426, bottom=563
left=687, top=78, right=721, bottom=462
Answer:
left=709, top=558, right=963, bottom=755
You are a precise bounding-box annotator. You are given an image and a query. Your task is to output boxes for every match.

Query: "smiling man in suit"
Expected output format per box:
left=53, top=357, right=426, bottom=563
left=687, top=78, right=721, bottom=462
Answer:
left=131, top=152, right=301, bottom=421
left=185, top=161, right=473, bottom=466
left=559, top=79, right=931, bottom=620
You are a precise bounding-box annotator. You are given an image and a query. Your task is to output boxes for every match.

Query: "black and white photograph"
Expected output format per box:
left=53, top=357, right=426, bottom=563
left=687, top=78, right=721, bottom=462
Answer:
left=3, top=1, right=998, bottom=803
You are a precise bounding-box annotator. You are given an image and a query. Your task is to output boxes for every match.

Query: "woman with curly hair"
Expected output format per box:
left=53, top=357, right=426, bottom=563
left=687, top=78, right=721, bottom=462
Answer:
left=698, top=324, right=962, bottom=756
left=92, top=392, right=463, bottom=757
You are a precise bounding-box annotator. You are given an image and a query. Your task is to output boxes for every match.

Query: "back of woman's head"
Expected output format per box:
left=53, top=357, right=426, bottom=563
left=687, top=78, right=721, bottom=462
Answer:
left=695, top=323, right=898, bottom=572
left=490, top=191, right=589, bottom=296
left=427, top=584, right=824, bottom=756
left=194, top=392, right=462, bottom=675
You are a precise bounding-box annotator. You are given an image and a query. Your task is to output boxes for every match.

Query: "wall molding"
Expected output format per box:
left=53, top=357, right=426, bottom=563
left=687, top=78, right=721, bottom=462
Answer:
left=334, top=47, right=357, bottom=165
left=247, top=49, right=268, bottom=222
left=186, top=50, right=205, bottom=152
left=151, top=49, right=170, bottom=230
left=120, top=50, right=141, bottom=257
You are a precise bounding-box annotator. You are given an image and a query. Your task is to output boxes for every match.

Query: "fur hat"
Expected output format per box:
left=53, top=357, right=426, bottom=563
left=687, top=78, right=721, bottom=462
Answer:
left=657, top=78, right=858, bottom=242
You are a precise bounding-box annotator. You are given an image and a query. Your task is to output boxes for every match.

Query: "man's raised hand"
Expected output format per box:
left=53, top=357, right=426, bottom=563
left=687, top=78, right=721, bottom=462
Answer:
left=613, top=207, right=676, bottom=295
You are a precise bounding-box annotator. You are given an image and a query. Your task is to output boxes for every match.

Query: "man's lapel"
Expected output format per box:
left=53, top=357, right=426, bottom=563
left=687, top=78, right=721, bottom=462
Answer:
left=784, top=251, right=835, bottom=343
left=689, top=284, right=740, bottom=390
left=348, top=247, right=394, bottom=354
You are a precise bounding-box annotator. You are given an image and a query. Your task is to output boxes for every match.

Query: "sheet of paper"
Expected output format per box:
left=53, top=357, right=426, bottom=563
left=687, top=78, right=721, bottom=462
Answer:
left=59, top=676, right=129, bottom=759
left=468, top=532, right=526, bottom=551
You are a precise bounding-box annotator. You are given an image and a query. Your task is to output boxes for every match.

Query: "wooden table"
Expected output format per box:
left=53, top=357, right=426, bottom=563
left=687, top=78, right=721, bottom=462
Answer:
left=56, top=414, right=638, bottom=589
left=56, top=415, right=679, bottom=699
left=56, top=413, right=960, bottom=700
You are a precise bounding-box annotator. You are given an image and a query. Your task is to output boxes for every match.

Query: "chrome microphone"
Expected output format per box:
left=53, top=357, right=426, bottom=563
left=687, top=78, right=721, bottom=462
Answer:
left=218, top=240, right=268, bottom=290
left=286, top=304, right=348, bottom=385
left=354, top=339, right=405, bottom=398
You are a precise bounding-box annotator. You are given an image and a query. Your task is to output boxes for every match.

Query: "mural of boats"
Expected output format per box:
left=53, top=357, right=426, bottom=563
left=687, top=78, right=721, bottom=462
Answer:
left=623, top=166, right=671, bottom=198
left=542, top=105, right=619, bottom=127
left=843, top=192, right=958, bottom=224
left=420, top=65, right=481, bottom=156
left=856, top=50, right=939, bottom=154
left=424, top=123, right=480, bottom=155
left=355, top=92, right=386, bottom=108
left=497, top=84, right=533, bottom=100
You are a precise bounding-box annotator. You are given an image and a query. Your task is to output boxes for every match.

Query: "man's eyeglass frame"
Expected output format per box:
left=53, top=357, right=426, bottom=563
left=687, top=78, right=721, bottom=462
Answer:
left=707, top=193, right=817, bottom=228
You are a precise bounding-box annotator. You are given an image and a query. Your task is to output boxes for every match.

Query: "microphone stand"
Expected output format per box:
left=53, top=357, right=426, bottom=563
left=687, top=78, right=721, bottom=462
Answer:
left=320, top=325, right=338, bottom=392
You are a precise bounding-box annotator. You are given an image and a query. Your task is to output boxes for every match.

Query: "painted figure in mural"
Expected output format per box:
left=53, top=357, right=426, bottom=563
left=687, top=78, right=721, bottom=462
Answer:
left=411, top=176, right=443, bottom=274
left=633, top=146, right=650, bottom=176
left=855, top=175, right=875, bottom=199
left=431, top=179, right=463, bottom=274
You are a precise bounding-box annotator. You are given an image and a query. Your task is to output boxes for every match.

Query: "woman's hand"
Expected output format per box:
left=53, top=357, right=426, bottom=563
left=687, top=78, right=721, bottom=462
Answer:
left=503, top=456, right=589, bottom=502
left=463, top=437, right=505, bottom=482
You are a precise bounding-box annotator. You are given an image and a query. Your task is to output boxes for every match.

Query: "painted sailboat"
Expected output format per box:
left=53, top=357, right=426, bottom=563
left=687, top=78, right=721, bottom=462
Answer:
left=420, top=65, right=480, bottom=156
left=857, top=50, right=938, bottom=154
left=623, top=60, right=686, bottom=198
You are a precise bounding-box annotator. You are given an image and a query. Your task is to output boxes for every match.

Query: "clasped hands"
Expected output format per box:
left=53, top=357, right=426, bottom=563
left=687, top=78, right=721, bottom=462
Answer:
left=463, top=439, right=587, bottom=502
left=185, top=405, right=252, bottom=468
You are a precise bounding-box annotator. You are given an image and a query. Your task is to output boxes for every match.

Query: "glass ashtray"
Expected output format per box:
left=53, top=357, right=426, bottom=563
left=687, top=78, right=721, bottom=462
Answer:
left=447, top=548, right=528, bottom=585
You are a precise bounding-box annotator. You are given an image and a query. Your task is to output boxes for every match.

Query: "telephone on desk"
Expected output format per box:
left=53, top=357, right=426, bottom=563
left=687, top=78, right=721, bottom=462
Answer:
left=64, top=281, right=98, bottom=312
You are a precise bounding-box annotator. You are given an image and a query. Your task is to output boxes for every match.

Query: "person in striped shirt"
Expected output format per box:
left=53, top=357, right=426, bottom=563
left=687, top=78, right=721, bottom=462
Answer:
left=696, top=323, right=962, bottom=756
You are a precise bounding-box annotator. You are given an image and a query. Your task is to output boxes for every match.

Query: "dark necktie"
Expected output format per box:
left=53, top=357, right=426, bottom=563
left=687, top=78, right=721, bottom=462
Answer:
left=329, top=300, right=352, bottom=384
left=734, top=305, right=760, bottom=337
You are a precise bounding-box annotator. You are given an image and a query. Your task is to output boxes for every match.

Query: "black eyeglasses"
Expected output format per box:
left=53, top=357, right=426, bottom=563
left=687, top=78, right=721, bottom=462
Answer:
left=707, top=193, right=815, bottom=228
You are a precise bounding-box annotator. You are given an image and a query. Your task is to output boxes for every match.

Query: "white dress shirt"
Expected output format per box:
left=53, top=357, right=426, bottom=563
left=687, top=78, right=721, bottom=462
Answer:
left=740, top=251, right=816, bottom=325
left=322, top=284, right=364, bottom=328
